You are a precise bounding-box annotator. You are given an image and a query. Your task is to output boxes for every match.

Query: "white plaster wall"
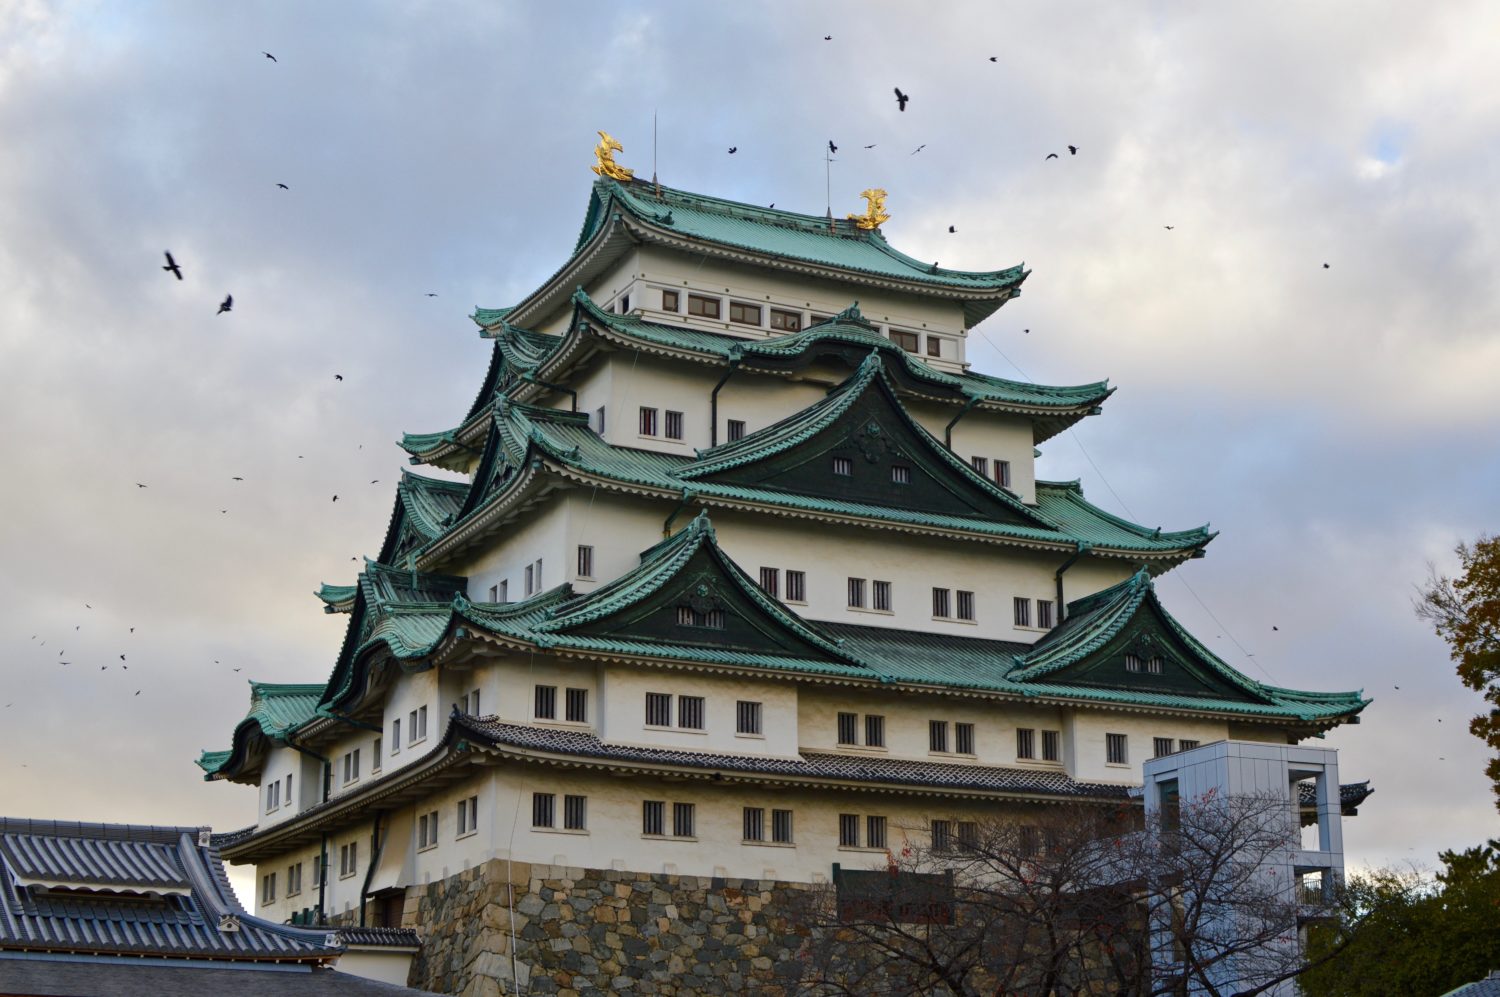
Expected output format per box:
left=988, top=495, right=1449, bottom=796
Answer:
left=487, top=652, right=599, bottom=729
left=907, top=401, right=1040, bottom=505
left=448, top=497, right=570, bottom=603
left=252, top=824, right=368, bottom=924
left=255, top=745, right=309, bottom=830
left=1065, top=711, right=1229, bottom=785
left=598, top=667, right=800, bottom=758
left=379, top=667, right=440, bottom=778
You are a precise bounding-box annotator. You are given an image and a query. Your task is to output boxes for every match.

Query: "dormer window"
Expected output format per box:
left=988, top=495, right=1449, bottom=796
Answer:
left=676, top=605, right=725, bottom=629
left=832, top=456, right=852, bottom=476
left=891, top=464, right=911, bottom=485
left=1125, top=654, right=1165, bottom=674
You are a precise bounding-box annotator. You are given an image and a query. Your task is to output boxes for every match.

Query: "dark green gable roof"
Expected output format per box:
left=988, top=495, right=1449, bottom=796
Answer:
left=196, top=682, right=324, bottom=781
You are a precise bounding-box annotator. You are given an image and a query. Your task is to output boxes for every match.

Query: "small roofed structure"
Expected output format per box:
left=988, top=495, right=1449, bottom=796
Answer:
left=0, top=817, right=426, bottom=996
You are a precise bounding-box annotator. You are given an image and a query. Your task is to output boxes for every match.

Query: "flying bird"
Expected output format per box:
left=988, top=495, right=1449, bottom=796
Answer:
left=1068, top=145, right=1078, bottom=155
left=162, top=251, right=183, bottom=280
left=823, top=34, right=831, bottom=40
left=217, top=294, right=233, bottom=314
left=727, top=146, right=737, bottom=154
left=1164, top=225, right=1175, bottom=231
left=1023, top=328, right=1030, bottom=334
left=863, top=144, right=876, bottom=149
left=334, top=374, right=343, bottom=381
left=370, top=479, right=379, bottom=484
left=136, top=483, right=147, bottom=488
left=893, top=87, right=909, bottom=111
left=1323, top=263, right=1330, bottom=269
left=425, top=292, right=438, bottom=297
left=263, top=51, right=277, bottom=62
left=988, top=56, right=997, bottom=62
left=948, top=225, right=956, bottom=233
left=231, top=476, right=244, bottom=481
left=1271, top=625, right=1278, bottom=631
left=911, top=145, right=926, bottom=155
left=1045, top=153, right=1059, bottom=160
left=828, top=140, right=838, bottom=154
left=135, top=691, right=140, bottom=696
left=119, top=654, right=125, bottom=661
left=276, top=183, right=289, bottom=189
left=332, top=495, right=339, bottom=502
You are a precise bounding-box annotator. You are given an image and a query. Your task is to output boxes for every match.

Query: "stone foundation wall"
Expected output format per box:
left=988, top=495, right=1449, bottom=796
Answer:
left=401, top=861, right=823, bottom=996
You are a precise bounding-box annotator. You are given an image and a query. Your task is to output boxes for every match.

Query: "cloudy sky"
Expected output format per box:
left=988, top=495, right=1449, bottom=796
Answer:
left=3, top=0, right=1497, bottom=903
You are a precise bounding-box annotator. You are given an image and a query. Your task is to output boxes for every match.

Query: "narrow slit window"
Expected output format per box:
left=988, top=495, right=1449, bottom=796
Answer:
left=758, top=567, right=779, bottom=598
left=639, top=407, right=659, bottom=436
left=534, top=685, right=557, bottom=720
left=929, top=720, right=949, bottom=753
left=531, top=793, right=555, bottom=829
left=1014, top=597, right=1032, bottom=627
left=832, top=455, right=853, bottom=476
left=1042, top=729, right=1060, bottom=762
left=836, top=712, right=858, bottom=745
left=726, top=419, right=746, bottom=441
left=931, top=819, right=953, bottom=853
left=642, top=800, right=665, bottom=836
left=866, top=815, right=887, bottom=849
left=565, top=687, right=588, bottom=723
left=995, top=460, right=1012, bottom=488
left=1017, top=728, right=1036, bottom=760
left=957, top=590, right=975, bottom=621
left=563, top=795, right=587, bottom=830
left=1036, top=599, right=1054, bottom=629
left=645, top=692, right=672, bottom=727
left=955, top=722, right=975, bottom=755
left=785, top=570, right=805, bottom=602
left=971, top=456, right=989, bottom=477
left=838, top=813, right=859, bottom=847
left=664, top=410, right=684, bottom=440
left=863, top=714, right=885, bottom=748
left=771, top=809, right=794, bottom=843
left=932, top=587, right=952, bottom=618
left=736, top=700, right=762, bottom=735
left=891, top=464, right=911, bottom=485
left=672, top=802, right=695, bottom=838
left=577, top=545, right=594, bottom=579
left=1154, top=737, right=1175, bottom=758
left=743, top=807, right=765, bottom=842
left=847, top=577, right=866, bottom=609
left=677, top=695, right=705, bottom=730
left=872, top=580, right=892, bottom=612
left=1106, top=733, right=1128, bottom=765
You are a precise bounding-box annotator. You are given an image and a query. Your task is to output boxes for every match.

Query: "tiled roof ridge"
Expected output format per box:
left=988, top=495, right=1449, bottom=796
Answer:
left=0, top=818, right=208, bottom=843
left=1036, top=479, right=1213, bottom=544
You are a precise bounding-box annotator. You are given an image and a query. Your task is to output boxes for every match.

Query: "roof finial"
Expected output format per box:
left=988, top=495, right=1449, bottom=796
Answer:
left=847, top=188, right=890, bottom=230
left=591, top=131, right=634, bottom=182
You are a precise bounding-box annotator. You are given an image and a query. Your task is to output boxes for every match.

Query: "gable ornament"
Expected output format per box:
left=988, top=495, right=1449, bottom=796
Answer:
left=591, top=131, right=634, bottom=182
left=847, top=188, right=890, bottom=230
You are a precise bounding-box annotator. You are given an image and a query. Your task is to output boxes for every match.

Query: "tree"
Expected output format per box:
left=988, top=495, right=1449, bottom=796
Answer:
left=794, top=794, right=1355, bottom=997
left=1300, top=840, right=1500, bottom=996
left=1416, top=534, right=1500, bottom=809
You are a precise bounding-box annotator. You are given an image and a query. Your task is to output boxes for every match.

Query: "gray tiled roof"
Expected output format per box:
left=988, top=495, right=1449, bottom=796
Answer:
left=0, top=960, right=435, bottom=996
left=336, top=926, right=421, bottom=948
left=1443, top=971, right=1500, bottom=997
left=0, top=817, right=339, bottom=962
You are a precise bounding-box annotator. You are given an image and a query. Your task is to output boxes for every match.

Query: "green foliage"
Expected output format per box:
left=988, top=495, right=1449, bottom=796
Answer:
left=1417, top=534, right=1500, bottom=809
left=1301, top=840, right=1500, bottom=996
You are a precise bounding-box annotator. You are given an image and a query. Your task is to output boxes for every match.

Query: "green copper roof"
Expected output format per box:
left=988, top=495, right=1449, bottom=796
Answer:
left=197, top=683, right=324, bottom=780
left=314, top=583, right=358, bottom=614
left=373, top=471, right=470, bottom=567
left=588, top=179, right=1028, bottom=299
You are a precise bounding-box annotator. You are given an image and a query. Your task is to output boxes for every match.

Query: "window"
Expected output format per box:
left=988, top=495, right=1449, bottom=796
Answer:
left=1020, top=826, right=1041, bottom=858
left=457, top=795, right=479, bottom=836
left=743, top=807, right=765, bottom=842
left=639, top=406, right=658, bottom=436
left=564, top=794, right=587, bottom=830
left=932, top=587, right=952, bottom=618
left=1036, top=599, right=1054, bottom=629
left=955, top=722, right=975, bottom=755
left=926, top=336, right=942, bottom=358
left=675, top=605, right=725, bottom=628
left=1154, top=737, right=1175, bottom=758
left=287, top=862, right=302, bottom=896
left=534, top=685, right=557, bottom=720
left=646, top=692, right=673, bottom=727
left=736, top=700, right=762, bottom=735
left=729, top=301, right=762, bottom=326
left=577, top=545, right=594, bottom=579
left=1014, top=597, right=1032, bottom=627
left=342, top=749, right=360, bottom=786
left=673, top=802, right=696, bottom=838
left=524, top=563, right=534, bottom=596
left=1042, top=729, right=1061, bottom=762
left=261, top=872, right=276, bottom=905
left=770, top=308, right=801, bottom=332
left=931, top=819, right=953, bottom=853
left=889, top=328, right=919, bottom=352
left=339, top=841, right=358, bottom=879
left=531, top=793, right=556, bottom=829
left=678, top=695, right=705, bottom=730
left=687, top=294, right=721, bottom=319
left=565, top=687, right=588, bottom=723
left=619, top=293, right=630, bottom=314
left=418, top=810, right=439, bottom=849
left=392, top=718, right=400, bottom=753
left=957, top=821, right=979, bottom=851
left=872, top=580, right=892, bottom=612
left=995, top=460, right=1012, bottom=488
left=1017, top=728, right=1036, bottom=760
left=664, top=410, right=684, bottom=440
left=809, top=313, right=832, bottom=325
left=661, top=289, right=680, bottom=312
left=837, top=712, right=858, bottom=745
left=286, top=773, right=293, bottom=803
left=593, top=405, right=607, bottom=435
left=534, top=558, right=543, bottom=591
left=371, top=739, right=381, bottom=773
left=866, top=815, right=887, bottom=849
left=847, top=577, right=866, bottom=608
left=642, top=801, right=665, bottom=836
left=726, top=419, right=746, bottom=441
left=929, top=720, right=949, bottom=753
left=266, top=781, right=279, bottom=813
left=832, top=455, right=852, bottom=476
left=1178, top=739, right=1200, bottom=752
left=772, top=809, right=794, bottom=844
left=311, top=856, right=322, bottom=888
left=487, top=584, right=499, bottom=601
left=891, top=464, right=911, bottom=484
left=971, top=456, right=989, bottom=477
left=1147, top=656, right=1164, bottom=674
left=1106, top=733, right=1129, bottom=765
left=758, top=566, right=780, bottom=598
left=838, top=813, right=860, bottom=847
left=863, top=714, right=886, bottom=748
left=957, top=590, right=975, bottom=622
left=415, top=706, right=426, bottom=740
left=498, top=579, right=509, bottom=602
left=785, top=570, right=806, bottom=602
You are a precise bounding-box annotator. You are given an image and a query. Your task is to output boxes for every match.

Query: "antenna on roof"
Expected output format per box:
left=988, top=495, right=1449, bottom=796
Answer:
left=825, top=145, right=835, bottom=232
left=653, top=109, right=661, bottom=198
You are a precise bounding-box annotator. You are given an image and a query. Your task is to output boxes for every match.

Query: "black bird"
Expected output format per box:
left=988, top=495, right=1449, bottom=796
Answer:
left=135, top=483, right=147, bottom=488
left=334, top=374, right=343, bottom=381
left=276, top=183, right=289, bottom=189
left=129, top=627, right=134, bottom=633
left=85, top=604, right=91, bottom=609
left=370, top=479, right=379, bottom=484
left=1323, top=263, right=1330, bottom=269
left=1068, top=145, right=1078, bottom=155
left=425, top=292, right=438, bottom=297
left=135, top=691, right=140, bottom=696
left=231, top=476, right=244, bottom=481
left=823, top=34, right=831, bottom=40
left=233, top=667, right=242, bottom=672
left=828, top=140, right=837, bottom=154
left=263, top=51, right=277, bottom=62
left=948, top=226, right=956, bottom=233
left=119, top=654, right=125, bottom=661
left=162, top=251, right=183, bottom=280
left=1164, top=225, right=1175, bottom=230
left=894, top=87, right=909, bottom=111
left=911, top=145, right=926, bottom=155
left=727, top=147, right=737, bottom=154
left=1046, top=152, right=1059, bottom=160
left=217, top=294, right=233, bottom=314
left=1272, top=625, right=1278, bottom=630
left=332, top=495, right=338, bottom=502
left=768, top=203, right=774, bottom=208
left=863, top=144, right=876, bottom=149
left=989, top=56, right=997, bottom=62
left=1024, top=328, right=1030, bottom=334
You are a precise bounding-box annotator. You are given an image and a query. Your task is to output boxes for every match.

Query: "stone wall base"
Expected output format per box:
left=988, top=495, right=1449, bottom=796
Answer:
left=401, top=860, right=822, bottom=996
